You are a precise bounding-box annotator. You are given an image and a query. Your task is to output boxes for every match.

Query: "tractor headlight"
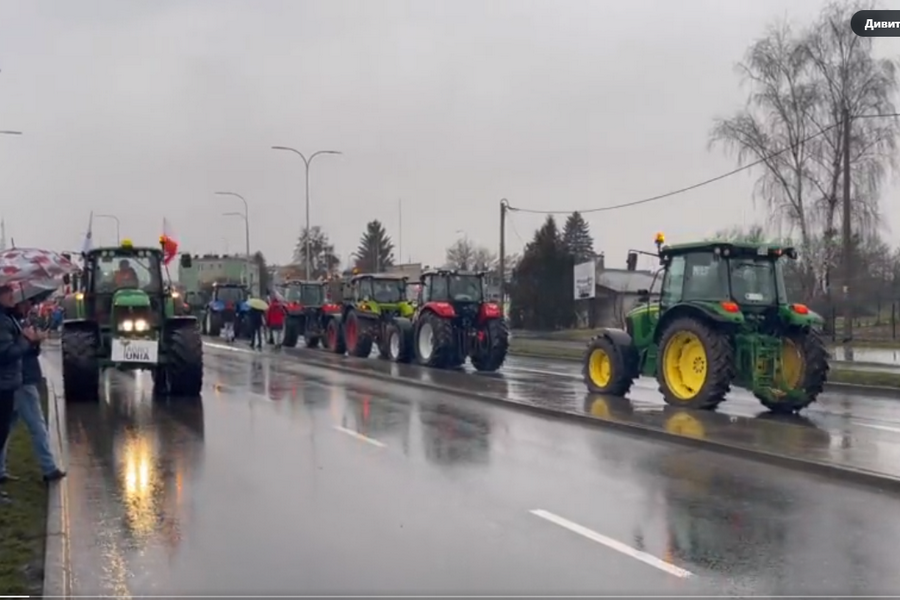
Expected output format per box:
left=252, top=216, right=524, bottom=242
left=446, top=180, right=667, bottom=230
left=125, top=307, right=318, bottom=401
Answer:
left=134, top=319, right=149, bottom=332
left=119, top=320, right=134, bottom=332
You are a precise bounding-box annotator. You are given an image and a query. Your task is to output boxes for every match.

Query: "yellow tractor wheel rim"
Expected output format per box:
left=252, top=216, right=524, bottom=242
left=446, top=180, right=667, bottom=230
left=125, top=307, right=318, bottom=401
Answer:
left=663, top=331, right=707, bottom=400
left=781, top=339, right=804, bottom=389
left=588, top=348, right=612, bottom=388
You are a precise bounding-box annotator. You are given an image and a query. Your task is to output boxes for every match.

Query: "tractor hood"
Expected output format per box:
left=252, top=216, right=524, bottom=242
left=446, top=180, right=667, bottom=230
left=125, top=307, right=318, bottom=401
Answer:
left=112, top=288, right=152, bottom=308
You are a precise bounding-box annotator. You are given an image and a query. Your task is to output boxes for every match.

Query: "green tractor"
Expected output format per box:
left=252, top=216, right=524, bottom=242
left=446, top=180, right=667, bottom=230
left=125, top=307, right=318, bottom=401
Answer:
left=58, top=239, right=204, bottom=403
left=583, top=234, right=829, bottom=413
left=326, top=272, right=416, bottom=358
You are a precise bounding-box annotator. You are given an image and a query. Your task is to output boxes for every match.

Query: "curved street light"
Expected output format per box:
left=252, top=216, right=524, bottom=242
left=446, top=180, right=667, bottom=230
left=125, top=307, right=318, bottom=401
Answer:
left=215, top=191, right=252, bottom=290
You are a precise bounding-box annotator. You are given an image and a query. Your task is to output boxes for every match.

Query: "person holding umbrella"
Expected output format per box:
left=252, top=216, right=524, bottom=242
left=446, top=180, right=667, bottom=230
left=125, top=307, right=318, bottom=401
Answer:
left=246, top=297, right=268, bottom=350
left=0, top=286, right=66, bottom=484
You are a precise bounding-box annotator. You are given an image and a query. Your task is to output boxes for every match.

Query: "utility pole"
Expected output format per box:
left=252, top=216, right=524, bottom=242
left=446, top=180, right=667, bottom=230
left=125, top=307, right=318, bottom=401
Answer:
left=841, top=106, right=853, bottom=355
left=398, top=198, right=402, bottom=264
left=0, top=218, right=6, bottom=252
left=499, top=198, right=508, bottom=316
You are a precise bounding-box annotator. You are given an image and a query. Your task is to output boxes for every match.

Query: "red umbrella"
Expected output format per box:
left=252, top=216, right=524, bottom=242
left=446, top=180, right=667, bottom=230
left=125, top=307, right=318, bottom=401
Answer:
left=0, top=248, right=80, bottom=285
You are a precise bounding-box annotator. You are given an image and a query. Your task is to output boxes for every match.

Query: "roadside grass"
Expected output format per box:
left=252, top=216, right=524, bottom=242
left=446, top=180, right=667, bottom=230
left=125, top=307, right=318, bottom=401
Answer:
left=508, top=339, right=900, bottom=389
left=0, top=393, right=49, bottom=596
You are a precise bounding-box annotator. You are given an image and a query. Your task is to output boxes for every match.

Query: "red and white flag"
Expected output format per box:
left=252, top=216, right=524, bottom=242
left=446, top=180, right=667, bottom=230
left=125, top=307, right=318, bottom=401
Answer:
left=161, top=218, right=179, bottom=265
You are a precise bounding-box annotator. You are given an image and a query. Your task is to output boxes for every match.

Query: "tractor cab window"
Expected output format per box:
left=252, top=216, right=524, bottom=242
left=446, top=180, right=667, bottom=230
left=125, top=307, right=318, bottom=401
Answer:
left=729, top=257, right=783, bottom=305
left=371, top=279, right=404, bottom=303
left=285, top=285, right=324, bottom=306
left=92, top=252, right=162, bottom=294
left=682, top=252, right=729, bottom=301
left=660, top=256, right=686, bottom=306
left=447, top=275, right=484, bottom=302
left=356, top=278, right=375, bottom=301
left=215, top=287, right=246, bottom=304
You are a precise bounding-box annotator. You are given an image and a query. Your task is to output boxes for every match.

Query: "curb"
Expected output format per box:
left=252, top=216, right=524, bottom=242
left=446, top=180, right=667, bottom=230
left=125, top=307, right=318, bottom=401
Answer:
left=274, top=347, right=900, bottom=494
left=42, top=364, right=71, bottom=599
left=507, top=348, right=900, bottom=398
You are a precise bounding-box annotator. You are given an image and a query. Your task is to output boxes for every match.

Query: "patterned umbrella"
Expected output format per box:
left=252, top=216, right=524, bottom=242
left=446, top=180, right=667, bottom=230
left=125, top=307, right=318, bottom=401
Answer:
left=0, top=248, right=79, bottom=285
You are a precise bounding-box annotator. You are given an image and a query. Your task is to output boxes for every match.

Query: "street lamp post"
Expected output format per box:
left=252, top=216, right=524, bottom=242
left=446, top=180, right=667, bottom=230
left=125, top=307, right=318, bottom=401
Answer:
left=270, top=146, right=341, bottom=280
left=215, top=191, right=253, bottom=292
left=95, top=214, right=121, bottom=244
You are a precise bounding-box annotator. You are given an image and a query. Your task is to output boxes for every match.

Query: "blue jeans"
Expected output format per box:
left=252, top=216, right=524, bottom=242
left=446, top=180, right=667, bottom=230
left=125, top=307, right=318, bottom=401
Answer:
left=0, top=384, right=58, bottom=477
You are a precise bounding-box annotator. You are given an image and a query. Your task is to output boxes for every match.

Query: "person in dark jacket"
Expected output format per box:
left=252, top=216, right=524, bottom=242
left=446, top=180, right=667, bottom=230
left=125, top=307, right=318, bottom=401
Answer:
left=247, top=306, right=265, bottom=350
left=0, top=298, right=65, bottom=484
left=0, top=285, right=41, bottom=500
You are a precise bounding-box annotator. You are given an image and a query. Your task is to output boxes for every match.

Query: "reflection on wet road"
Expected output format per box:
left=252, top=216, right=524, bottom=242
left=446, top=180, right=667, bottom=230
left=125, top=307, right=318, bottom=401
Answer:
left=44, top=346, right=900, bottom=595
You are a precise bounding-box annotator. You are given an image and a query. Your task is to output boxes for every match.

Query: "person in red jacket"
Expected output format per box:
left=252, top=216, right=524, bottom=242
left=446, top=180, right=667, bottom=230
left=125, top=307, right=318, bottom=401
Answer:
left=266, top=297, right=286, bottom=348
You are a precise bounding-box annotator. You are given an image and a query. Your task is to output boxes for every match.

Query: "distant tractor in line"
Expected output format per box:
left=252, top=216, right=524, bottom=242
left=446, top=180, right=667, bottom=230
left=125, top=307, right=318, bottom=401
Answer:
left=58, top=239, right=204, bottom=402
left=200, top=282, right=249, bottom=338
left=280, top=280, right=333, bottom=348
left=388, top=269, right=508, bottom=371
left=582, top=234, right=829, bottom=413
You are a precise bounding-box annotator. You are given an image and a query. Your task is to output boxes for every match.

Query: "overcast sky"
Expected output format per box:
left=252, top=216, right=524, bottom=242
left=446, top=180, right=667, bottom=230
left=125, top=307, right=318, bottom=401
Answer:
left=0, top=0, right=895, bottom=270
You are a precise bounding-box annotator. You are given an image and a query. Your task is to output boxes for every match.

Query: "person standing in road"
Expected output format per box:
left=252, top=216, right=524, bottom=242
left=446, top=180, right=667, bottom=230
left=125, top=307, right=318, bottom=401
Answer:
left=0, top=285, right=42, bottom=502
left=247, top=305, right=265, bottom=350
left=0, top=298, right=66, bottom=484
left=266, top=297, right=286, bottom=348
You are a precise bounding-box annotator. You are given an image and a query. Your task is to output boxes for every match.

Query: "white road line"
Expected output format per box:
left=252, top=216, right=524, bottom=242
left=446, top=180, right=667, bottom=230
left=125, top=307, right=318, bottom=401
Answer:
left=505, top=366, right=581, bottom=380
left=529, top=509, right=693, bottom=579
left=333, top=425, right=387, bottom=448
left=204, top=341, right=255, bottom=354
left=854, top=422, right=900, bottom=435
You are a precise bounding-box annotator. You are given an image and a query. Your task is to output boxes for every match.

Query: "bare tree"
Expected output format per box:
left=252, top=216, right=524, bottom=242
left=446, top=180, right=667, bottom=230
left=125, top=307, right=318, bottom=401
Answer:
left=445, top=237, right=496, bottom=271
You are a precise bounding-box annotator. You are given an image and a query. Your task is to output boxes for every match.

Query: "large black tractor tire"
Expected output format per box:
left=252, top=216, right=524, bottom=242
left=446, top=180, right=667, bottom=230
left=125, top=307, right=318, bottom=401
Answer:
left=200, top=311, right=208, bottom=335
left=414, top=312, right=457, bottom=368
left=756, top=329, right=829, bottom=414
left=283, top=317, right=300, bottom=348
left=582, top=334, right=637, bottom=396
left=344, top=311, right=374, bottom=358
left=385, top=319, right=414, bottom=363
left=61, top=328, right=100, bottom=403
left=657, top=317, right=734, bottom=410
left=157, top=326, right=204, bottom=398
left=325, top=318, right=346, bottom=354
left=470, top=318, right=510, bottom=372
left=206, top=311, right=222, bottom=337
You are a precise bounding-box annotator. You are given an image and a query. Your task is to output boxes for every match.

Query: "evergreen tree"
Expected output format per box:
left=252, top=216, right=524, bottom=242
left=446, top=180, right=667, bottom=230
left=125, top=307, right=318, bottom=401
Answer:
left=292, top=226, right=341, bottom=279
left=253, top=251, right=270, bottom=296
left=354, top=220, right=395, bottom=272
left=562, top=211, right=595, bottom=263
left=509, top=216, right=575, bottom=330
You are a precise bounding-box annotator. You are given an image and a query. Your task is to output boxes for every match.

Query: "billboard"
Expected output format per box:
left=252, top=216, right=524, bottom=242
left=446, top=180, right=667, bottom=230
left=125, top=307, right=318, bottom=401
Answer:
left=573, top=259, right=596, bottom=300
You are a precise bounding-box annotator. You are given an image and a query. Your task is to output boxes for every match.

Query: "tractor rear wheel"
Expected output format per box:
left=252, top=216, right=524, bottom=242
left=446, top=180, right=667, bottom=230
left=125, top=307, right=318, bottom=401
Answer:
left=756, top=330, right=829, bottom=413
left=160, top=326, right=204, bottom=397
left=385, top=320, right=413, bottom=363
left=470, top=318, right=509, bottom=372
left=207, top=312, right=222, bottom=337
left=657, top=317, right=734, bottom=410
left=344, top=311, right=373, bottom=357
left=414, top=312, right=456, bottom=368
left=582, top=335, right=636, bottom=396
left=61, top=328, right=100, bottom=403
left=283, top=317, right=300, bottom=348
left=326, top=318, right=346, bottom=354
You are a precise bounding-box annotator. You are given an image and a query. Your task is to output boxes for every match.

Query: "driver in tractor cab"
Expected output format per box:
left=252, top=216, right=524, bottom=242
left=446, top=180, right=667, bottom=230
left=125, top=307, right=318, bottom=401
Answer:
left=372, top=280, right=396, bottom=303
left=114, top=259, right=139, bottom=289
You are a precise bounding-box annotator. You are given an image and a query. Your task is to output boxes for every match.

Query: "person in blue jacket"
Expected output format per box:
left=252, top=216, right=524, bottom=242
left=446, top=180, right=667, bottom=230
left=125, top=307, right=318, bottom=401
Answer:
left=0, top=285, right=43, bottom=502
left=0, top=296, right=66, bottom=485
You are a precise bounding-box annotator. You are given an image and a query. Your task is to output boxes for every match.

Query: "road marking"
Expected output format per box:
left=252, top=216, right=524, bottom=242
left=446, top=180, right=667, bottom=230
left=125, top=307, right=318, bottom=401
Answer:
left=333, top=425, right=387, bottom=447
left=854, top=422, right=900, bottom=435
left=529, top=509, right=692, bottom=578
left=505, top=365, right=581, bottom=380
left=204, top=341, right=255, bottom=354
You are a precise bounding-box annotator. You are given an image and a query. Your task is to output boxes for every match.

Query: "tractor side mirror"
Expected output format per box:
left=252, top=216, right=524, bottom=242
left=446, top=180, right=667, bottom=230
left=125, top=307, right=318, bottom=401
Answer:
left=180, top=254, right=193, bottom=269
left=637, top=288, right=650, bottom=303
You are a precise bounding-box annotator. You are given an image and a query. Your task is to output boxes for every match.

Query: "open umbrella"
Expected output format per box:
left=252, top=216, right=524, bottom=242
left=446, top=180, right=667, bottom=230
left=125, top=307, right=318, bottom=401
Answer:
left=14, top=279, right=60, bottom=304
left=247, top=297, right=269, bottom=311
left=0, top=248, right=79, bottom=285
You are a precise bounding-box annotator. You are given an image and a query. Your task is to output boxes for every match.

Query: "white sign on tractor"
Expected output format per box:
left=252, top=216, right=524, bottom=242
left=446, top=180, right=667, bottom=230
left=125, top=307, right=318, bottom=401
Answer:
left=573, top=259, right=596, bottom=300
left=111, top=339, right=159, bottom=364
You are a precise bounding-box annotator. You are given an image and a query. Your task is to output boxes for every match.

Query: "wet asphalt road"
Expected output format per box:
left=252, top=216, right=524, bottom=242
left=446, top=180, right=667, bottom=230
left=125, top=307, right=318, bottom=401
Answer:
left=42, top=343, right=900, bottom=596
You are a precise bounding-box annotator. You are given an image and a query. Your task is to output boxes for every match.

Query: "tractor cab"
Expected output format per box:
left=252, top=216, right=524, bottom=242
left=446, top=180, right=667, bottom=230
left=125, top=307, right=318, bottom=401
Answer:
left=417, top=269, right=499, bottom=325
left=210, top=283, right=249, bottom=312
left=350, top=273, right=408, bottom=308
left=281, top=280, right=327, bottom=314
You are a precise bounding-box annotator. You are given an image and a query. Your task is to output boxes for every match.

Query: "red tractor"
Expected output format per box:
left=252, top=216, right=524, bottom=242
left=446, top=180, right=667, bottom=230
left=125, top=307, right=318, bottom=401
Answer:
left=388, top=269, right=508, bottom=371
left=279, top=279, right=344, bottom=349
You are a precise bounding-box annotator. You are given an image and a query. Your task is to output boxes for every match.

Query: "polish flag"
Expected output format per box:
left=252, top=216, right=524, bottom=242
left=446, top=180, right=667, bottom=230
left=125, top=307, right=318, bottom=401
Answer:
left=160, top=218, right=179, bottom=265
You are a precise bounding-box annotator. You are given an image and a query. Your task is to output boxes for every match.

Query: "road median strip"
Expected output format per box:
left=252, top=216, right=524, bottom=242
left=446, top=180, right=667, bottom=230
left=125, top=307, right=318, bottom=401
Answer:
left=201, top=341, right=900, bottom=493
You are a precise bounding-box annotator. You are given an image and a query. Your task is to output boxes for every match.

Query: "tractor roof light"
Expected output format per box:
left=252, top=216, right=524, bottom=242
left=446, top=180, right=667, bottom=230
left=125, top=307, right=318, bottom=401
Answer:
left=121, top=239, right=134, bottom=248
left=654, top=232, right=665, bottom=245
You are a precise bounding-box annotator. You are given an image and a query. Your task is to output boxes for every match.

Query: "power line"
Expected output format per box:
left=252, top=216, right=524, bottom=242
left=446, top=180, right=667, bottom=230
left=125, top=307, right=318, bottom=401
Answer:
left=507, top=112, right=900, bottom=216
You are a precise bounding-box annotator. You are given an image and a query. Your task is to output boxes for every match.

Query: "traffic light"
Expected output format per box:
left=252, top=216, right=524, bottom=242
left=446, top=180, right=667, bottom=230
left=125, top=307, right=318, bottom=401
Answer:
left=626, top=252, right=638, bottom=271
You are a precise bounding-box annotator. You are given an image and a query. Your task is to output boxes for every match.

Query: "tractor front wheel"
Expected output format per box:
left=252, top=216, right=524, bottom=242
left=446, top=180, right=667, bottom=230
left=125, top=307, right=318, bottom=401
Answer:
left=344, top=311, right=373, bottom=357
left=61, top=328, right=100, bottom=403
left=756, top=330, right=829, bottom=413
left=470, top=318, right=509, bottom=372
left=207, top=312, right=222, bottom=337
left=283, top=317, right=300, bottom=348
left=657, top=317, right=734, bottom=410
left=160, top=325, right=204, bottom=397
left=385, top=320, right=413, bottom=363
left=414, top=312, right=456, bottom=368
left=582, top=335, right=636, bottom=396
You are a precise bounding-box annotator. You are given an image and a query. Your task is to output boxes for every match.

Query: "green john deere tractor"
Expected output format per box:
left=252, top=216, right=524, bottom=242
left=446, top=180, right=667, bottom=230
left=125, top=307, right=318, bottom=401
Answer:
left=328, top=272, right=416, bottom=358
left=582, top=235, right=829, bottom=413
left=58, top=239, right=204, bottom=403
